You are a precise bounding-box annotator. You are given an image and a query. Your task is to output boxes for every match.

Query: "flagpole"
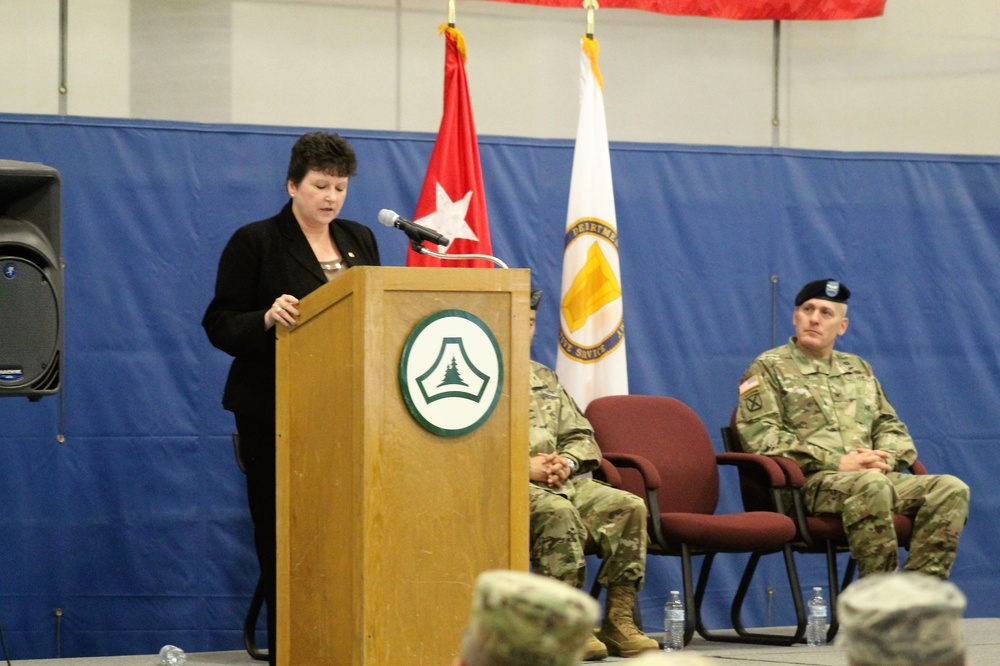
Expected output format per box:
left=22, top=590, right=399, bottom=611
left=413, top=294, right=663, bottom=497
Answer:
left=584, top=0, right=598, bottom=38
left=448, top=0, right=456, bottom=27
left=771, top=19, right=781, bottom=147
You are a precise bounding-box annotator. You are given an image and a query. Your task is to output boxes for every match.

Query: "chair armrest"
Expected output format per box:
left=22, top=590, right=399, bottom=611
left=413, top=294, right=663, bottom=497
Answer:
left=719, top=422, right=806, bottom=488
left=753, top=456, right=811, bottom=536
left=716, top=452, right=790, bottom=488
left=765, top=455, right=807, bottom=488
left=593, top=458, right=623, bottom=488
left=717, top=452, right=806, bottom=516
left=909, top=459, right=928, bottom=475
left=601, top=452, right=662, bottom=490
left=754, top=457, right=815, bottom=546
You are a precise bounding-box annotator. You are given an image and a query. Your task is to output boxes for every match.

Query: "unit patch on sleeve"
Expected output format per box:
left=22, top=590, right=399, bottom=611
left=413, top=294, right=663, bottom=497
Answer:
left=739, top=375, right=762, bottom=412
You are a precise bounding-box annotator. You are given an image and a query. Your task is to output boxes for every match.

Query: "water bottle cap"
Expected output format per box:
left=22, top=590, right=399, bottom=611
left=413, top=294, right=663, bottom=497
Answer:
left=813, top=587, right=821, bottom=591
left=670, top=590, right=680, bottom=594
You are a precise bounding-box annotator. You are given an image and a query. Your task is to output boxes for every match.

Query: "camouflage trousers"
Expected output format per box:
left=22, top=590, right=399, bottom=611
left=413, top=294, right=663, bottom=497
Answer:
left=803, top=470, right=969, bottom=578
left=529, top=478, right=647, bottom=590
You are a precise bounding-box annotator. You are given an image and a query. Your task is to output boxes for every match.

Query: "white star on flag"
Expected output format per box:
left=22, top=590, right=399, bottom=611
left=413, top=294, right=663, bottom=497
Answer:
left=413, top=183, right=479, bottom=252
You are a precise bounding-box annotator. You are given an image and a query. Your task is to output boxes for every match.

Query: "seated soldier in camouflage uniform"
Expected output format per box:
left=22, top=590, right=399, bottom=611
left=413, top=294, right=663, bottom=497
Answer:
left=736, top=279, right=969, bottom=579
left=528, top=289, right=658, bottom=660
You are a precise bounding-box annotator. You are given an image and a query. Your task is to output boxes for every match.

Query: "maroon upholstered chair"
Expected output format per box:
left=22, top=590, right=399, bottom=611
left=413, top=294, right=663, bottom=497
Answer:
left=722, top=408, right=925, bottom=642
left=585, top=395, right=806, bottom=647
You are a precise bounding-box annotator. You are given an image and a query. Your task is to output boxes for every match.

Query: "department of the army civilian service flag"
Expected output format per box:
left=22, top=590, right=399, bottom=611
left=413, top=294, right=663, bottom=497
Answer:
left=479, top=0, right=886, bottom=20
left=555, top=37, right=627, bottom=410
left=407, top=25, right=494, bottom=268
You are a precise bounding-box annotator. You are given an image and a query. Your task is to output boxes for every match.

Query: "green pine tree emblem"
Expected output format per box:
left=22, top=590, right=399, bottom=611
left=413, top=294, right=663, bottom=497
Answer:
left=438, top=356, right=468, bottom=387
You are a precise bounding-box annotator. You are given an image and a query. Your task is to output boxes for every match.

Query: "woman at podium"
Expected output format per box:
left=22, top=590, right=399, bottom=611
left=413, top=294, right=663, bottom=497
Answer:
left=202, top=131, right=380, bottom=664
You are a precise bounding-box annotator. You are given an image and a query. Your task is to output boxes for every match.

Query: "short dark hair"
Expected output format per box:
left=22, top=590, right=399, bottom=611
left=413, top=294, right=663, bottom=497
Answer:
left=286, top=132, right=357, bottom=185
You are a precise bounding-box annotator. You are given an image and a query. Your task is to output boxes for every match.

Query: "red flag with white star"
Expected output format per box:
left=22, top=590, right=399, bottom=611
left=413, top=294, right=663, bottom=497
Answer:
left=407, top=25, right=493, bottom=268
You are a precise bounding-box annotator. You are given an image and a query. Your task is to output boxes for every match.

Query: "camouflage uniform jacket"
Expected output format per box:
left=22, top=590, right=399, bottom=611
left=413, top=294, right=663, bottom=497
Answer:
left=736, top=338, right=917, bottom=476
left=529, top=361, right=603, bottom=499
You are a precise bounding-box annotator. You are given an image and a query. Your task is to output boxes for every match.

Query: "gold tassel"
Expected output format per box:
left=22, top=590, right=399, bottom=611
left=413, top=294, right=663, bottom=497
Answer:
left=583, top=35, right=603, bottom=92
left=438, top=23, right=468, bottom=63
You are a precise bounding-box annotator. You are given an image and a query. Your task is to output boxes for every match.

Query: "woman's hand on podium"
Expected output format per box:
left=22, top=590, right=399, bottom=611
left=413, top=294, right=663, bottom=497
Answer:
left=265, top=294, right=300, bottom=330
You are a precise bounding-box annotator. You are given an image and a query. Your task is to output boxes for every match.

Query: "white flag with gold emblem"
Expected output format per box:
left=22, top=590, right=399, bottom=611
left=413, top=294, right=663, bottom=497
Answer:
left=555, top=36, right=627, bottom=410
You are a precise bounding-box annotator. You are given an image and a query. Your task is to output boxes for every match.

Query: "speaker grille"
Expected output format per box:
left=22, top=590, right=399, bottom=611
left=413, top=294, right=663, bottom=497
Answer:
left=0, top=256, right=60, bottom=390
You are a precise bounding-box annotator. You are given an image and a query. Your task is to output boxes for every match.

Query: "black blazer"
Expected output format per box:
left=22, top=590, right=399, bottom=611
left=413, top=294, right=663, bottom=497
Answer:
left=202, top=201, right=380, bottom=418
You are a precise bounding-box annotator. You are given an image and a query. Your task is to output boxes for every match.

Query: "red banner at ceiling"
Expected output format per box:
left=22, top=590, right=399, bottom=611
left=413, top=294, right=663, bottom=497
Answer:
left=478, top=0, right=886, bottom=20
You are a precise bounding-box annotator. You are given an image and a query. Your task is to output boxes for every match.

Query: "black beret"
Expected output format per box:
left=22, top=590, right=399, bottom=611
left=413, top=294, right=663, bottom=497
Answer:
left=529, top=288, right=543, bottom=310
left=795, top=279, right=850, bottom=307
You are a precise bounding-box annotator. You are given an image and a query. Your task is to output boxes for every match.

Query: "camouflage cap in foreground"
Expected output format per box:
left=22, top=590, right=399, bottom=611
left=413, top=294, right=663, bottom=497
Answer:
left=837, top=571, right=966, bottom=665
left=464, top=569, right=599, bottom=666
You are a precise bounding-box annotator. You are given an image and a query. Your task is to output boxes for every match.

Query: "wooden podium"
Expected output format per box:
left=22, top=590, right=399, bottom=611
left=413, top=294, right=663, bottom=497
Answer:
left=275, top=266, right=530, bottom=666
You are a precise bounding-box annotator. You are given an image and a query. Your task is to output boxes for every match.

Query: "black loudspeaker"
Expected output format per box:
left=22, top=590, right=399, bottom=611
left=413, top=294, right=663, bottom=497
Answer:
left=0, top=159, right=63, bottom=400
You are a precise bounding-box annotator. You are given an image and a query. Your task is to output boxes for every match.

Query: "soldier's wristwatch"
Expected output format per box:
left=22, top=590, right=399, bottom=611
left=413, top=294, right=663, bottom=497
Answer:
left=565, top=457, right=579, bottom=473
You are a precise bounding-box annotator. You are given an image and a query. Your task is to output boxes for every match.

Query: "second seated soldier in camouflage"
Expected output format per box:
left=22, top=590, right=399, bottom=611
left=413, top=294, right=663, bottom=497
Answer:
left=736, top=279, right=969, bottom=579
left=528, top=289, right=658, bottom=661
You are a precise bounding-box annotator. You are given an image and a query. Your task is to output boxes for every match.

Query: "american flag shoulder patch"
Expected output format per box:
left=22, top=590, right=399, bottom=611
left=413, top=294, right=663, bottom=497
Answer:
left=738, top=375, right=760, bottom=395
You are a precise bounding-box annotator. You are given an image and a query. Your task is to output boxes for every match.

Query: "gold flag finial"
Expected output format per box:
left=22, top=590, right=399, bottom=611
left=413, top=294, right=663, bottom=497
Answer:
left=584, top=0, right=599, bottom=38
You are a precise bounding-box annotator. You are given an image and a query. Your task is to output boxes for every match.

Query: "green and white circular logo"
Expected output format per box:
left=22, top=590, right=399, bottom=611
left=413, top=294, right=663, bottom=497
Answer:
left=399, top=310, right=504, bottom=437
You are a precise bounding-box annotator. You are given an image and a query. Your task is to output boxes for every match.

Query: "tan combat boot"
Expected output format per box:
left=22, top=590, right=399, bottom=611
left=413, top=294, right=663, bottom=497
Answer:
left=597, top=585, right=660, bottom=657
left=581, top=632, right=608, bottom=661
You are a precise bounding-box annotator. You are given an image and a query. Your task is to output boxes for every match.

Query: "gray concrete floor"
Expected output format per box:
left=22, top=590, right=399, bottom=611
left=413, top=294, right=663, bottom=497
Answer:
left=608, top=618, right=1000, bottom=665
left=10, top=618, right=1000, bottom=665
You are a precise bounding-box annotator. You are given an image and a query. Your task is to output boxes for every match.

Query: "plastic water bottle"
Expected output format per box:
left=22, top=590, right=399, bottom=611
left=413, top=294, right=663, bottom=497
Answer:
left=806, top=587, right=828, bottom=647
left=663, top=590, right=685, bottom=651
left=159, top=645, right=187, bottom=666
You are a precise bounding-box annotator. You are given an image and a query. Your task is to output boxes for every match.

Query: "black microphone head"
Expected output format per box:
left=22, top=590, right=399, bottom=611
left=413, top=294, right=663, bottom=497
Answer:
left=377, top=209, right=398, bottom=227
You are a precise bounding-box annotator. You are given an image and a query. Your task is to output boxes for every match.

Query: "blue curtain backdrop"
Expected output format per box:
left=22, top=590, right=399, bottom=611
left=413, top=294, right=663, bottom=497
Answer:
left=0, top=114, right=997, bottom=658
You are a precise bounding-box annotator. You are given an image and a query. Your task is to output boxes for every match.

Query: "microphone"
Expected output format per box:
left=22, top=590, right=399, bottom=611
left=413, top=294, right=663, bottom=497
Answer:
left=378, top=209, right=450, bottom=247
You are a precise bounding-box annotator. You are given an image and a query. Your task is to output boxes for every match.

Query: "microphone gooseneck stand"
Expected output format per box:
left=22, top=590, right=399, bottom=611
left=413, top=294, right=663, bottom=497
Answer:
left=410, top=240, right=508, bottom=269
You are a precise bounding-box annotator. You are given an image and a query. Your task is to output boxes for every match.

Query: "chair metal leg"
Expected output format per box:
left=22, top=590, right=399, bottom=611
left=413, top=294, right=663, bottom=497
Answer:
left=243, top=575, right=269, bottom=662
left=679, top=545, right=698, bottom=646
left=841, top=557, right=857, bottom=590
left=732, top=547, right=805, bottom=645
left=782, top=545, right=808, bottom=643
left=824, top=554, right=856, bottom=643
left=692, top=548, right=804, bottom=646
left=727, top=552, right=761, bottom=635
left=814, top=542, right=848, bottom=644
left=691, top=550, right=715, bottom=641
